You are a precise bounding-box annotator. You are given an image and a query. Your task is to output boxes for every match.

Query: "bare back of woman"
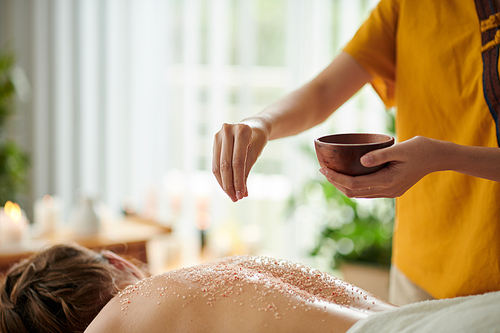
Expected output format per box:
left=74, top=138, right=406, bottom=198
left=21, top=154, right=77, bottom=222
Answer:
left=85, top=256, right=394, bottom=333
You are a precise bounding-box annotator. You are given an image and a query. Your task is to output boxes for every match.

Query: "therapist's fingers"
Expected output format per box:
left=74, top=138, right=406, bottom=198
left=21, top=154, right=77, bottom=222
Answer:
left=213, top=124, right=237, bottom=202
left=220, top=126, right=237, bottom=201
left=212, top=134, right=224, bottom=191
left=360, top=145, right=394, bottom=168
left=319, top=167, right=380, bottom=189
left=232, top=124, right=252, bottom=200
left=349, top=188, right=387, bottom=199
left=336, top=183, right=387, bottom=199
left=319, top=167, right=390, bottom=198
left=213, top=122, right=269, bottom=201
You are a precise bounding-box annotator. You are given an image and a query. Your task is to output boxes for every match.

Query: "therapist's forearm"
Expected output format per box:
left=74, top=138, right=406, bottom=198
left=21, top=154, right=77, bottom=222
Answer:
left=434, top=139, right=500, bottom=182
left=242, top=52, right=372, bottom=141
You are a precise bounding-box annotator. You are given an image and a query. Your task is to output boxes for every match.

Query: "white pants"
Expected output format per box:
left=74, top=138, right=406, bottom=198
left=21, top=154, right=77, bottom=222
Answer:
left=388, top=265, right=434, bottom=305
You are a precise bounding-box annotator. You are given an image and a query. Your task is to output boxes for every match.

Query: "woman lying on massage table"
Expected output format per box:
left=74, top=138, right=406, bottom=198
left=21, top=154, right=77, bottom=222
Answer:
left=1, top=244, right=498, bottom=333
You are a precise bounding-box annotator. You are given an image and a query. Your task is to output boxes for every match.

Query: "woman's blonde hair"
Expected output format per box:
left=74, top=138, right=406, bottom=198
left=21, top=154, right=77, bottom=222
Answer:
left=0, top=244, right=144, bottom=333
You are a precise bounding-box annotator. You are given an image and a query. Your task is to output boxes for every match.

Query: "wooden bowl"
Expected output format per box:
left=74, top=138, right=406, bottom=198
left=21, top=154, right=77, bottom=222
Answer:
left=314, top=133, right=394, bottom=176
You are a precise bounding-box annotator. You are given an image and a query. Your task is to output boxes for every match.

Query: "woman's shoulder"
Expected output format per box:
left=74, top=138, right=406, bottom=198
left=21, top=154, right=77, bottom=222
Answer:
left=84, top=274, right=187, bottom=332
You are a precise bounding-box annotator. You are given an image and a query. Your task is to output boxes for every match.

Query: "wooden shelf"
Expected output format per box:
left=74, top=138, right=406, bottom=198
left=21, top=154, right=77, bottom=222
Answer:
left=0, top=217, right=172, bottom=274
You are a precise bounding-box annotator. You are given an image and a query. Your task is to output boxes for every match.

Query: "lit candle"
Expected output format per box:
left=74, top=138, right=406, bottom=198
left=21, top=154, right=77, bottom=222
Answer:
left=0, top=201, right=29, bottom=246
left=33, top=195, right=61, bottom=237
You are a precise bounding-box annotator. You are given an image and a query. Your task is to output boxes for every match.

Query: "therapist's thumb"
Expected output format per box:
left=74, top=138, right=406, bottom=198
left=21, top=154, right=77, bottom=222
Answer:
left=360, top=147, right=392, bottom=167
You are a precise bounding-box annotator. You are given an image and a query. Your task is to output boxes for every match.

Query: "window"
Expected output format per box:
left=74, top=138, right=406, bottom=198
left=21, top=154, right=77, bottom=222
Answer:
left=3, top=0, right=387, bottom=270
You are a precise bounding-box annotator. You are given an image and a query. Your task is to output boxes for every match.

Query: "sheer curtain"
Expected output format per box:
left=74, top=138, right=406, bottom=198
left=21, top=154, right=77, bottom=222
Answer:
left=1, top=0, right=386, bottom=267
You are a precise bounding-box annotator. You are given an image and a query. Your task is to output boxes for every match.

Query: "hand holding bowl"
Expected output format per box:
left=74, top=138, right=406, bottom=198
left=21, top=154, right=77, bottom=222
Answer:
left=314, top=133, right=394, bottom=176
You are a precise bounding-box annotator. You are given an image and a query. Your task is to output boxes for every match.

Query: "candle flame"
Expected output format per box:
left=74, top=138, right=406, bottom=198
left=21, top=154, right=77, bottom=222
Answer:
left=4, top=201, right=21, bottom=222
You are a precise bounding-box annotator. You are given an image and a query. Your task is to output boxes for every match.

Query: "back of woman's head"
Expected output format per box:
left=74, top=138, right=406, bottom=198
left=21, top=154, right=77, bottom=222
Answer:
left=0, top=244, right=139, bottom=333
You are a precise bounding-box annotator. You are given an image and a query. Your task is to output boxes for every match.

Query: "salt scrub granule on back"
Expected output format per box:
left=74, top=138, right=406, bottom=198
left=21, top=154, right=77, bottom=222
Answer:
left=117, top=256, right=371, bottom=318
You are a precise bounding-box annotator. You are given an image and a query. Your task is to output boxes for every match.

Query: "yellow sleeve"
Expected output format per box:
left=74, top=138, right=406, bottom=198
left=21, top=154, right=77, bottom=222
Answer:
left=343, top=0, right=400, bottom=108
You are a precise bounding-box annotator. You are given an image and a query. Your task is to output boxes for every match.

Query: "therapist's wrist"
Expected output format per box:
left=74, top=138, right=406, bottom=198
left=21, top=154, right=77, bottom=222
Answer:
left=241, top=115, right=272, bottom=141
left=426, top=138, right=459, bottom=173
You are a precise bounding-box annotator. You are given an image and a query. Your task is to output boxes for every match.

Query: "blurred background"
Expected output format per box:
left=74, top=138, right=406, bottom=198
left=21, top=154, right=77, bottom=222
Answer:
left=0, top=0, right=393, bottom=296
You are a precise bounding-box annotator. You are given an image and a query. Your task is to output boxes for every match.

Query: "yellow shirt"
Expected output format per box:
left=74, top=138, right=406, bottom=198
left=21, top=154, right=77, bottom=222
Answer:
left=344, top=0, right=500, bottom=299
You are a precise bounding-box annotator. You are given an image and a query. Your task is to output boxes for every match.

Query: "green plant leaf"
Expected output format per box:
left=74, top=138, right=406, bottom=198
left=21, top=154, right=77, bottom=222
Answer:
left=0, top=49, right=30, bottom=205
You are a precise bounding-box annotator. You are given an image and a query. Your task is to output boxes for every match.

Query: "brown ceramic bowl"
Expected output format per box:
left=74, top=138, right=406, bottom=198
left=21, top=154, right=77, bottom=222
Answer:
left=314, top=133, right=394, bottom=176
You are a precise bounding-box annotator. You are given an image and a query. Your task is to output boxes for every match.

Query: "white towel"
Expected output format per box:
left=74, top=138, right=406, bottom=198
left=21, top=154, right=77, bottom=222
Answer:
left=347, top=291, right=500, bottom=333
